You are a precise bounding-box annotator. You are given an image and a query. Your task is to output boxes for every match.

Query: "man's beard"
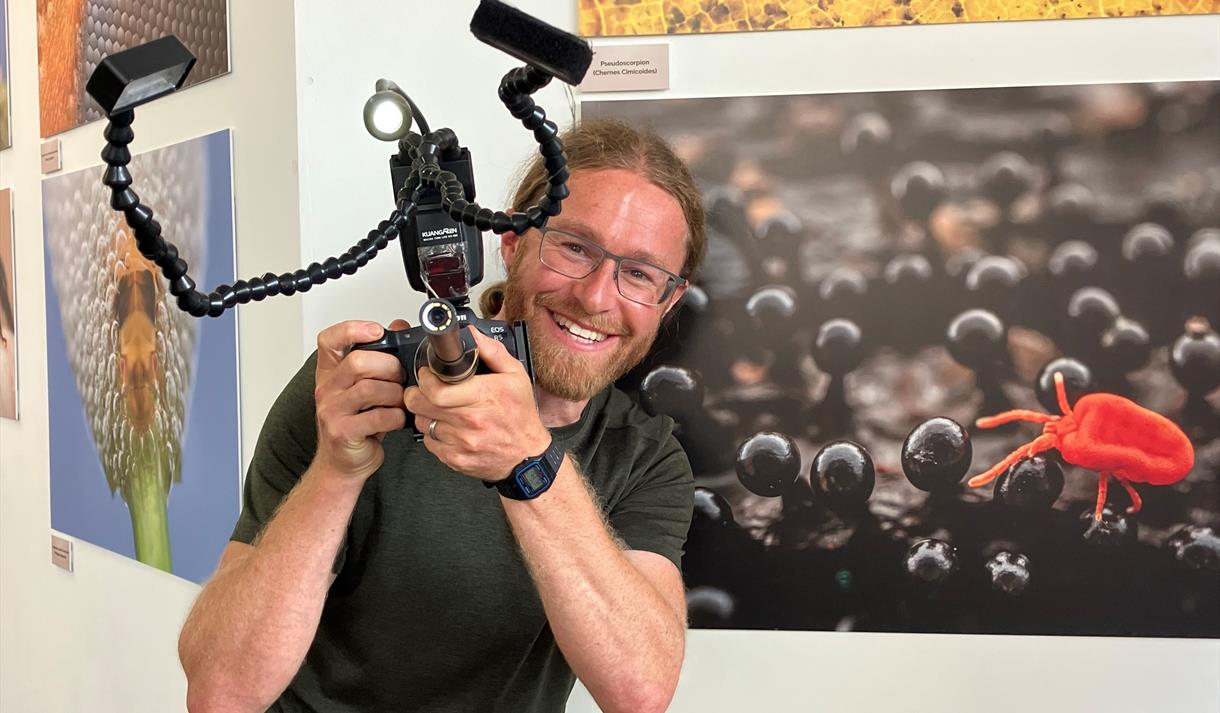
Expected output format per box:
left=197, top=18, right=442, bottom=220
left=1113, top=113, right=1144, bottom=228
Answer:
left=501, top=261, right=657, bottom=402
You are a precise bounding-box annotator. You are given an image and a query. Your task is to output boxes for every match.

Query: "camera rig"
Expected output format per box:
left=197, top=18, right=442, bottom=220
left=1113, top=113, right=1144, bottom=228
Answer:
left=84, top=1, right=593, bottom=435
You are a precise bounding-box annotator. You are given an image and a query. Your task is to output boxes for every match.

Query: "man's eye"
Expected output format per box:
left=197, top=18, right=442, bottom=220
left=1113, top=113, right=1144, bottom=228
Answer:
left=561, top=241, right=587, bottom=255
left=624, top=267, right=660, bottom=285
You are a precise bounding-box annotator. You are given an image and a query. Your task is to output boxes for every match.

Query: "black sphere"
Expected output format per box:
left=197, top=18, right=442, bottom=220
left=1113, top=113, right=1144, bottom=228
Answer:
left=883, top=253, right=934, bottom=289
left=690, top=487, right=736, bottom=536
left=904, top=539, right=959, bottom=586
left=1100, top=317, right=1152, bottom=374
left=946, top=309, right=1008, bottom=371
left=1036, top=357, right=1094, bottom=412
left=745, top=285, right=799, bottom=334
left=840, top=112, right=893, bottom=164
left=1170, top=322, right=1220, bottom=394
left=1081, top=506, right=1138, bottom=549
left=891, top=162, right=947, bottom=222
left=639, top=366, right=705, bottom=420
left=1067, top=287, right=1121, bottom=339
left=813, top=319, right=865, bottom=376
left=994, top=455, right=1064, bottom=509
left=901, top=418, right=973, bottom=492
left=810, top=440, right=875, bottom=509
left=1047, top=240, right=1099, bottom=284
left=1166, top=526, right=1220, bottom=572
left=1184, top=231, right=1220, bottom=282
left=1121, top=222, right=1175, bottom=264
left=735, top=432, right=802, bottom=497
left=1045, top=182, right=1097, bottom=228
left=686, top=587, right=736, bottom=627
left=818, top=268, right=869, bottom=314
left=978, top=151, right=1035, bottom=209
left=985, top=551, right=1032, bottom=596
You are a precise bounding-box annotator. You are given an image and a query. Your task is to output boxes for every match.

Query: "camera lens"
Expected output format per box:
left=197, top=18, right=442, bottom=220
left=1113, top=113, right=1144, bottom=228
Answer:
left=426, top=305, right=449, bottom=330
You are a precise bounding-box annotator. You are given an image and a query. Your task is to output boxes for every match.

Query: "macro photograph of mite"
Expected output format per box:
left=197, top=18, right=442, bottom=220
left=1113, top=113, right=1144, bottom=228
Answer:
left=0, top=2, right=1217, bottom=713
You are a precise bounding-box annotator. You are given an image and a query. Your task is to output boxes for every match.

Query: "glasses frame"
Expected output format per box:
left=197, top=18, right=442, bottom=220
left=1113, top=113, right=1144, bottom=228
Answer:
left=536, top=227, right=688, bottom=306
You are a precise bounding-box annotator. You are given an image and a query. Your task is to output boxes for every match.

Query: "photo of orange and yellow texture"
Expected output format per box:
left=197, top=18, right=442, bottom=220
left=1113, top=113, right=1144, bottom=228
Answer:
left=36, top=0, right=228, bottom=138
left=579, top=0, right=1220, bottom=36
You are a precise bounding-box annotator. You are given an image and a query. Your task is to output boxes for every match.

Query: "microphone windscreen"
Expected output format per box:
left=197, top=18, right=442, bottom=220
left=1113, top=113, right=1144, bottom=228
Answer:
left=470, top=0, right=593, bottom=86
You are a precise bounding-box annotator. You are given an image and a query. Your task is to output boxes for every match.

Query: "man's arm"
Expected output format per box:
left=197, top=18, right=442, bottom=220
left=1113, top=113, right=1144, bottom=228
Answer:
left=178, top=321, right=407, bottom=713
left=178, top=466, right=364, bottom=712
left=501, top=461, right=687, bottom=713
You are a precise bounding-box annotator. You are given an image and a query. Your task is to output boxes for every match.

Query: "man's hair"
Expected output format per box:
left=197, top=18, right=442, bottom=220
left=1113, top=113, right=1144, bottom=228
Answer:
left=479, top=118, right=706, bottom=317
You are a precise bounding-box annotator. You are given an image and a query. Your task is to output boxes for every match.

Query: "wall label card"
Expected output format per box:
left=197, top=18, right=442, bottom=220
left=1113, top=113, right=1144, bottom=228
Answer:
left=40, top=140, right=61, bottom=174
left=579, top=44, right=668, bottom=93
left=51, top=535, right=73, bottom=572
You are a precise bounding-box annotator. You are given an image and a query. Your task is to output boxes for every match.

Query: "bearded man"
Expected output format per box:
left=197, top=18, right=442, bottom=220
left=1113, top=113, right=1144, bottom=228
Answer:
left=178, top=118, right=707, bottom=713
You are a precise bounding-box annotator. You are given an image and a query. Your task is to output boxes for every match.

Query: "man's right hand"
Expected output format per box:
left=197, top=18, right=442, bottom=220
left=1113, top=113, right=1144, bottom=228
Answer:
left=312, top=319, right=410, bottom=481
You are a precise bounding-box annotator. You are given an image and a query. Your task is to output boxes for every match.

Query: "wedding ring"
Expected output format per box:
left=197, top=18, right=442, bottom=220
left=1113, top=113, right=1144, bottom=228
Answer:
left=427, top=418, right=440, bottom=441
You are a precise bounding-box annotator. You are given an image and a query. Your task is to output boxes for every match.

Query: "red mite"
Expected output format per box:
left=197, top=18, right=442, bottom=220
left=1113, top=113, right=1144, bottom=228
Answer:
left=968, top=372, right=1195, bottom=520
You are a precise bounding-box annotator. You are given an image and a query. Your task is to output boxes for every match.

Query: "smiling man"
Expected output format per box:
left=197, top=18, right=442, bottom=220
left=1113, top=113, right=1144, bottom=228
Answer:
left=177, top=119, right=708, bottom=713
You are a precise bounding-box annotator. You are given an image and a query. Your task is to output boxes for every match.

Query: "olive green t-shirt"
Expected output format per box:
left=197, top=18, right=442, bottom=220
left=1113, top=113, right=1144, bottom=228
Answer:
left=230, top=353, right=694, bottom=713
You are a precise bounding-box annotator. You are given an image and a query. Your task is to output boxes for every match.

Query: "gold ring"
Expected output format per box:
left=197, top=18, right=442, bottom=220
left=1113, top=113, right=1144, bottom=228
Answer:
left=428, top=418, right=440, bottom=441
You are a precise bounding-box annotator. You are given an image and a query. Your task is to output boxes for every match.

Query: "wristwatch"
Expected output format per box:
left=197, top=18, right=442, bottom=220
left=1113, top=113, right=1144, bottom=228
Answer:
left=485, top=436, right=564, bottom=500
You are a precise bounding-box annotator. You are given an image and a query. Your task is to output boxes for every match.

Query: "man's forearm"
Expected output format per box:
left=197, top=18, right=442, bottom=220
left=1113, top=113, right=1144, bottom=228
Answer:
left=179, top=465, right=364, bottom=712
left=501, top=458, right=686, bottom=713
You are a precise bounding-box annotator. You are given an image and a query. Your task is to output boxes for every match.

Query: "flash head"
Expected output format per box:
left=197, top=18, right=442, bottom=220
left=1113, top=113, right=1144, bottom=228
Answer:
left=86, top=35, right=196, bottom=116
left=363, top=80, right=414, bottom=142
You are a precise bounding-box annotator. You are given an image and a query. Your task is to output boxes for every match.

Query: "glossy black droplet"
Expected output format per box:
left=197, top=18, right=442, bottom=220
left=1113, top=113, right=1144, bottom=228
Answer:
left=1036, top=357, right=1094, bottom=413
left=1166, top=526, right=1220, bottom=572
left=639, top=365, right=705, bottom=421
left=686, top=587, right=736, bottom=627
left=901, top=418, right=973, bottom=492
left=1081, top=506, right=1138, bottom=549
left=840, top=112, right=892, bottom=165
left=946, top=309, right=1007, bottom=371
left=891, top=162, right=947, bottom=223
left=811, top=440, right=875, bottom=509
left=735, top=432, right=802, bottom=497
left=994, top=455, right=1064, bottom=509
left=1170, top=321, right=1220, bottom=394
left=985, top=551, right=1032, bottom=596
left=813, top=319, right=865, bottom=376
left=745, top=285, right=799, bottom=335
left=1047, top=240, right=1099, bottom=284
left=1066, top=287, right=1121, bottom=343
left=1100, top=317, right=1152, bottom=374
left=904, top=539, right=959, bottom=586
left=977, top=152, right=1035, bottom=210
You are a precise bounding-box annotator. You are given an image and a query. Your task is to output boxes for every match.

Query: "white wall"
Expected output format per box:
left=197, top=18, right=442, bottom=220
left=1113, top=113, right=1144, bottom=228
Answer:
left=294, top=4, right=1220, bottom=713
left=0, top=0, right=303, bottom=710
left=0, top=1, right=1216, bottom=711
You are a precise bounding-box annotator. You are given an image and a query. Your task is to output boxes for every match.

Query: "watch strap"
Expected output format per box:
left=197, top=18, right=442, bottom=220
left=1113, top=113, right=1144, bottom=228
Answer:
left=486, top=436, right=564, bottom=500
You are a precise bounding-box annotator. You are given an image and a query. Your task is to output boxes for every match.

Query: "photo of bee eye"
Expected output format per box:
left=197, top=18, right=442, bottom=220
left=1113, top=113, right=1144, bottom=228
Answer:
left=43, top=130, right=240, bottom=584
left=590, top=80, right=1220, bottom=639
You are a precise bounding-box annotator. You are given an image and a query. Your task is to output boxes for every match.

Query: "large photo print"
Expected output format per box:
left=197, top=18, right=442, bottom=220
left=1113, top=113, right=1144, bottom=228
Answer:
left=44, top=129, right=239, bottom=584
left=587, top=82, right=1220, bottom=637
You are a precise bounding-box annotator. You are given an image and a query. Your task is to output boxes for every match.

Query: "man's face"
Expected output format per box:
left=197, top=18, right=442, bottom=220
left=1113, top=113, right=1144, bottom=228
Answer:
left=500, top=168, right=689, bottom=401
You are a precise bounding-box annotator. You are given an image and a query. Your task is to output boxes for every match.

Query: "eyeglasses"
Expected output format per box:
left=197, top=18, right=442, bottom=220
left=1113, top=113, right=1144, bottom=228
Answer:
left=537, top=227, right=687, bottom=306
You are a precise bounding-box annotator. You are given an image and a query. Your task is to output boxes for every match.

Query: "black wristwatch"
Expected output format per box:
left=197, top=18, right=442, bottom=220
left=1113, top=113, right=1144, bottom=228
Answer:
left=485, top=436, right=564, bottom=500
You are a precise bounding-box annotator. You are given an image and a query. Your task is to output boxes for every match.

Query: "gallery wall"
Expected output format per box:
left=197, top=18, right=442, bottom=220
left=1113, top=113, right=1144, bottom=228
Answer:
left=0, top=1, right=1215, bottom=712
left=0, top=0, right=303, bottom=710
left=297, top=2, right=1220, bottom=713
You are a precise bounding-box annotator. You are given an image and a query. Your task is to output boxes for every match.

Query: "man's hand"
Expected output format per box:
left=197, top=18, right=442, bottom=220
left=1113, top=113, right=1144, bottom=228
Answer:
left=312, top=319, right=410, bottom=481
left=404, top=327, right=551, bottom=481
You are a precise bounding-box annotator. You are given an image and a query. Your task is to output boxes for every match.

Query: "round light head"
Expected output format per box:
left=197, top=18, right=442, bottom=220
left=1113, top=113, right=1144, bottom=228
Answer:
left=363, top=90, right=412, bottom=142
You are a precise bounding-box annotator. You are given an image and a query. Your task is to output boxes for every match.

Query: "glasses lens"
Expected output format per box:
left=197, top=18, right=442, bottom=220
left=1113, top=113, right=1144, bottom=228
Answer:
left=617, top=260, right=672, bottom=305
left=540, top=231, right=599, bottom=278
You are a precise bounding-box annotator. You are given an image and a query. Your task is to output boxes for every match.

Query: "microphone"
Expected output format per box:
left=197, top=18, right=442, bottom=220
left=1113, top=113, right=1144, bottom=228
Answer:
left=470, top=0, right=593, bottom=86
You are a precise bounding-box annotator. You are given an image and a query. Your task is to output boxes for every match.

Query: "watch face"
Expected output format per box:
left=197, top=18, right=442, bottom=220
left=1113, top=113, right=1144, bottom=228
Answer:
left=518, top=463, right=549, bottom=495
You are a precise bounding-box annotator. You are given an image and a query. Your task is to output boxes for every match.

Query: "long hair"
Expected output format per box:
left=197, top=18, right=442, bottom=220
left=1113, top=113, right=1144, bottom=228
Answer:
left=479, top=118, right=706, bottom=318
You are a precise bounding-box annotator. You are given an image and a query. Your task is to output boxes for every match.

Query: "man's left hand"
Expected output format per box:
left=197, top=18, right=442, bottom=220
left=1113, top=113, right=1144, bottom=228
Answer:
left=403, top=327, right=552, bottom=481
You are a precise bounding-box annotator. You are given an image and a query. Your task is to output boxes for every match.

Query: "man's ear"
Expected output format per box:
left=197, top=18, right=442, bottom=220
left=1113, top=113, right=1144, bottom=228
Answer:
left=499, top=230, right=522, bottom=268
left=661, top=282, right=689, bottom=321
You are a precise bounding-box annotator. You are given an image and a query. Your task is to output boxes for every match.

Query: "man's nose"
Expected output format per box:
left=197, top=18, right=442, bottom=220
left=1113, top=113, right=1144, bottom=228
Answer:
left=572, top=258, right=619, bottom=314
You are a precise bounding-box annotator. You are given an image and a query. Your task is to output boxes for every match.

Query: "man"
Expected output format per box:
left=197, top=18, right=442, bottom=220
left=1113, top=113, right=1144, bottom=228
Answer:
left=178, top=118, right=707, bottom=713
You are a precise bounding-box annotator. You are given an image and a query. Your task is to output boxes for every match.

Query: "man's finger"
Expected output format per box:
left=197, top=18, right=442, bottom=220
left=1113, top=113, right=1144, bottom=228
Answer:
left=469, top=327, right=523, bottom=375
left=388, top=319, right=410, bottom=331
left=316, top=321, right=385, bottom=371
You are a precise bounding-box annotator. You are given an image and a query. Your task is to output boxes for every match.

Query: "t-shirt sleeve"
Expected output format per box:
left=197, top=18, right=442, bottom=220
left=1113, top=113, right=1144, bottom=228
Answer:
left=229, top=353, right=320, bottom=546
left=607, top=432, right=695, bottom=570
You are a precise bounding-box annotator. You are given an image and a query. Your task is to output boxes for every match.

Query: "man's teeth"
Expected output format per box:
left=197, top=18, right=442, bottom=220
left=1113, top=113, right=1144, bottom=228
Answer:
left=553, top=314, right=607, bottom=343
